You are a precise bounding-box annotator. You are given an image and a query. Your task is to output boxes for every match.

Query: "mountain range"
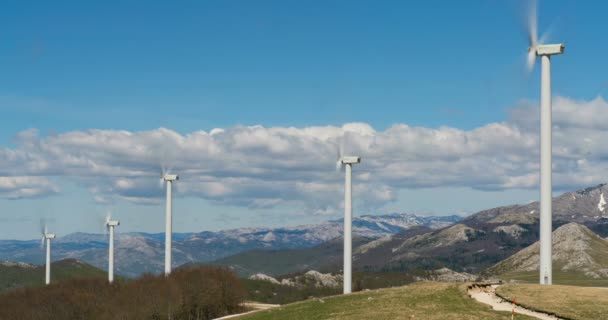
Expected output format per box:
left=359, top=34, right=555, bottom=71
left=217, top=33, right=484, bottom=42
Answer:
left=0, top=213, right=460, bottom=277
left=4, top=183, right=608, bottom=281
left=214, top=184, right=608, bottom=278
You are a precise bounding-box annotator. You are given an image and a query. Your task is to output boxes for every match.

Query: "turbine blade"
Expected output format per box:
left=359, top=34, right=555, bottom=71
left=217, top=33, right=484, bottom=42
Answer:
left=526, top=49, right=537, bottom=72
left=104, top=216, right=109, bottom=234
left=527, top=0, right=538, bottom=48
left=335, top=140, right=343, bottom=171
left=39, top=218, right=46, bottom=235
left=538, top=29, right=551, bottom=45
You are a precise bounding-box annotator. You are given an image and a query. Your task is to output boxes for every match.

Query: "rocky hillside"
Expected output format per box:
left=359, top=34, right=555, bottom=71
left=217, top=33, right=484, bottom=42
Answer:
left=351, top=184, right=608, bottom=275
left=466, top=183, right=608, bottom=229
left=486, top=223, right=608, bottom=278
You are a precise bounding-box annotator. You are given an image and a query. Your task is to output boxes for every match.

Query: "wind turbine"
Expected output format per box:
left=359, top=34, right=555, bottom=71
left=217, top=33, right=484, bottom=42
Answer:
left=336, top=145, right=361, bottom=294
left=526, top=3, right=565, bottom=285
left=105, top=214, right=120, bottom=283
left=161, top=173, right=178, bottom=275
left=40, top=224, right=56, bottom=285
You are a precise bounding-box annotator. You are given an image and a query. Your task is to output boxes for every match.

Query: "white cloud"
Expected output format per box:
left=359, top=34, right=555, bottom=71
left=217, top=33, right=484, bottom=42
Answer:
left=0, top=176, right=59, bottom=199
left=2, top=96, right=608, bottom=213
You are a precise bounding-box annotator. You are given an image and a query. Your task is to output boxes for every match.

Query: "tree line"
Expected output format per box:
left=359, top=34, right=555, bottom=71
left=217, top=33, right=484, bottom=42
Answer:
left=0, top=266, right=245, bottom=320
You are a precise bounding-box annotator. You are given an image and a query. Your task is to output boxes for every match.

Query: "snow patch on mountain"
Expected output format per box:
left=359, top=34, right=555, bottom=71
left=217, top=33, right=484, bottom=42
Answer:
left=262, top=232, right=276, bottom=242
left=599, top=193, right=606, bottom=212
left=188, top=213, right=461, bottom=247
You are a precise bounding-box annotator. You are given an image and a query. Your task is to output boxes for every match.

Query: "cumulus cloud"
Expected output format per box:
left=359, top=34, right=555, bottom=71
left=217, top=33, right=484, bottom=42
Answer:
left=0, top=176, right=59, bottom=199
left=2, top=96, right=608, bottom=212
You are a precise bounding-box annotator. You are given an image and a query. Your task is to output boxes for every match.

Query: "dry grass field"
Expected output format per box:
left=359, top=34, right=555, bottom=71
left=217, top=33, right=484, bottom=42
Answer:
left=496, top=283, right=608, bottom=320
left=236, top=282, right=536, bottom=320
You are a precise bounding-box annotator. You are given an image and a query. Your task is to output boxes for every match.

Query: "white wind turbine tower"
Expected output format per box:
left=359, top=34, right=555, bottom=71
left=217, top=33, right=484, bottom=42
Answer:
left=526, top=3, right=565, bottom=285
left=40, top=223, right=56, bottom=285
left=105, top=214, right=120, bottom=283
left=336, top=144, right=361, bottom=294
left=161, top=173, right=178, bottom=275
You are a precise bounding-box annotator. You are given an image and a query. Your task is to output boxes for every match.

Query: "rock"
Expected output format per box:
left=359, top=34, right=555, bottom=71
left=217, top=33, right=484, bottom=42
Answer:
left=302, top=270, right=342, bottom=288
left=249, top=273, right=280, bottom=285
left=493, top=225, right=527, bottom=239
left=428, top=268, right=477, bottom=282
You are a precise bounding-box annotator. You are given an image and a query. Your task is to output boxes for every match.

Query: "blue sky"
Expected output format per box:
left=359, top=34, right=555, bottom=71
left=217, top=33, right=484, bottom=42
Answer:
left=1, top=0, right=608, bottom=239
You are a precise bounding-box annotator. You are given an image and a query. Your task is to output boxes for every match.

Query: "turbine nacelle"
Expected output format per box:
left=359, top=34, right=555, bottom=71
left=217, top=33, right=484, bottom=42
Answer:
left=106, top=220, right=120, bottom=227
left=533, top=43, right=565, bottom=56
left=43, top=234, right=56, bottom=240
left=339, top=156, right=361, bottom=165
left=162, top=174, right=179, bottom=182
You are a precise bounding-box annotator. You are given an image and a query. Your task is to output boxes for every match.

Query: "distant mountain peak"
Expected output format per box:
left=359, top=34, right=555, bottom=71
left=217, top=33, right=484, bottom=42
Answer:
left=576, top=183, right=607, bottom=196
left=467, top=183, right=608, bottom=225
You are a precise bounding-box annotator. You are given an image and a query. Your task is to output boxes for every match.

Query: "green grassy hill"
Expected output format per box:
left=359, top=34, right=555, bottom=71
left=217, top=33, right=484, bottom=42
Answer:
left=236, top=282, right=536, bottom=320
left=0, top=259, right=106, bottom=292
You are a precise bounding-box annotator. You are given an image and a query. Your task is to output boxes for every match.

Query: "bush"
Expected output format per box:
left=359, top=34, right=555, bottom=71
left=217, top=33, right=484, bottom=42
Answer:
left=0, top=266, right=245, bottom=320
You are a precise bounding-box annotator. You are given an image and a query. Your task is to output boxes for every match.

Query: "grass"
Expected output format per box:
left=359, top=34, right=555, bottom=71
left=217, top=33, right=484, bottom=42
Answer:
left=499, top=270, right=608, bottom=287
left=235, top=282, right=536, bottom=320
left=497, top=283, right=608, bottom=320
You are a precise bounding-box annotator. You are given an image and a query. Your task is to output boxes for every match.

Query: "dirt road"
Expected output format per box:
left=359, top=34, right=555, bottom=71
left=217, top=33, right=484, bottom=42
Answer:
left=468, top=285, right=563, bottom=320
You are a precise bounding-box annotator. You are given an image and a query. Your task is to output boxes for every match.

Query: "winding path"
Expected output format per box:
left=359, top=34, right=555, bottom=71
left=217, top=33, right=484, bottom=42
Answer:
left=214, top=302, right=279, bottom=319
left=468, top=285, right=563, bottom=320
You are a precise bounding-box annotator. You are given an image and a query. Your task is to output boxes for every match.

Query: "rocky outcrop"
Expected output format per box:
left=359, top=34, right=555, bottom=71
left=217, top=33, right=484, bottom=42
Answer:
left=249, top=273, right=280, bottom=285
left=249, top=270, right=342, bottom=288
left=493, top=225, right=527, bottom=239
left=431, top=268, right=477, bottom=282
